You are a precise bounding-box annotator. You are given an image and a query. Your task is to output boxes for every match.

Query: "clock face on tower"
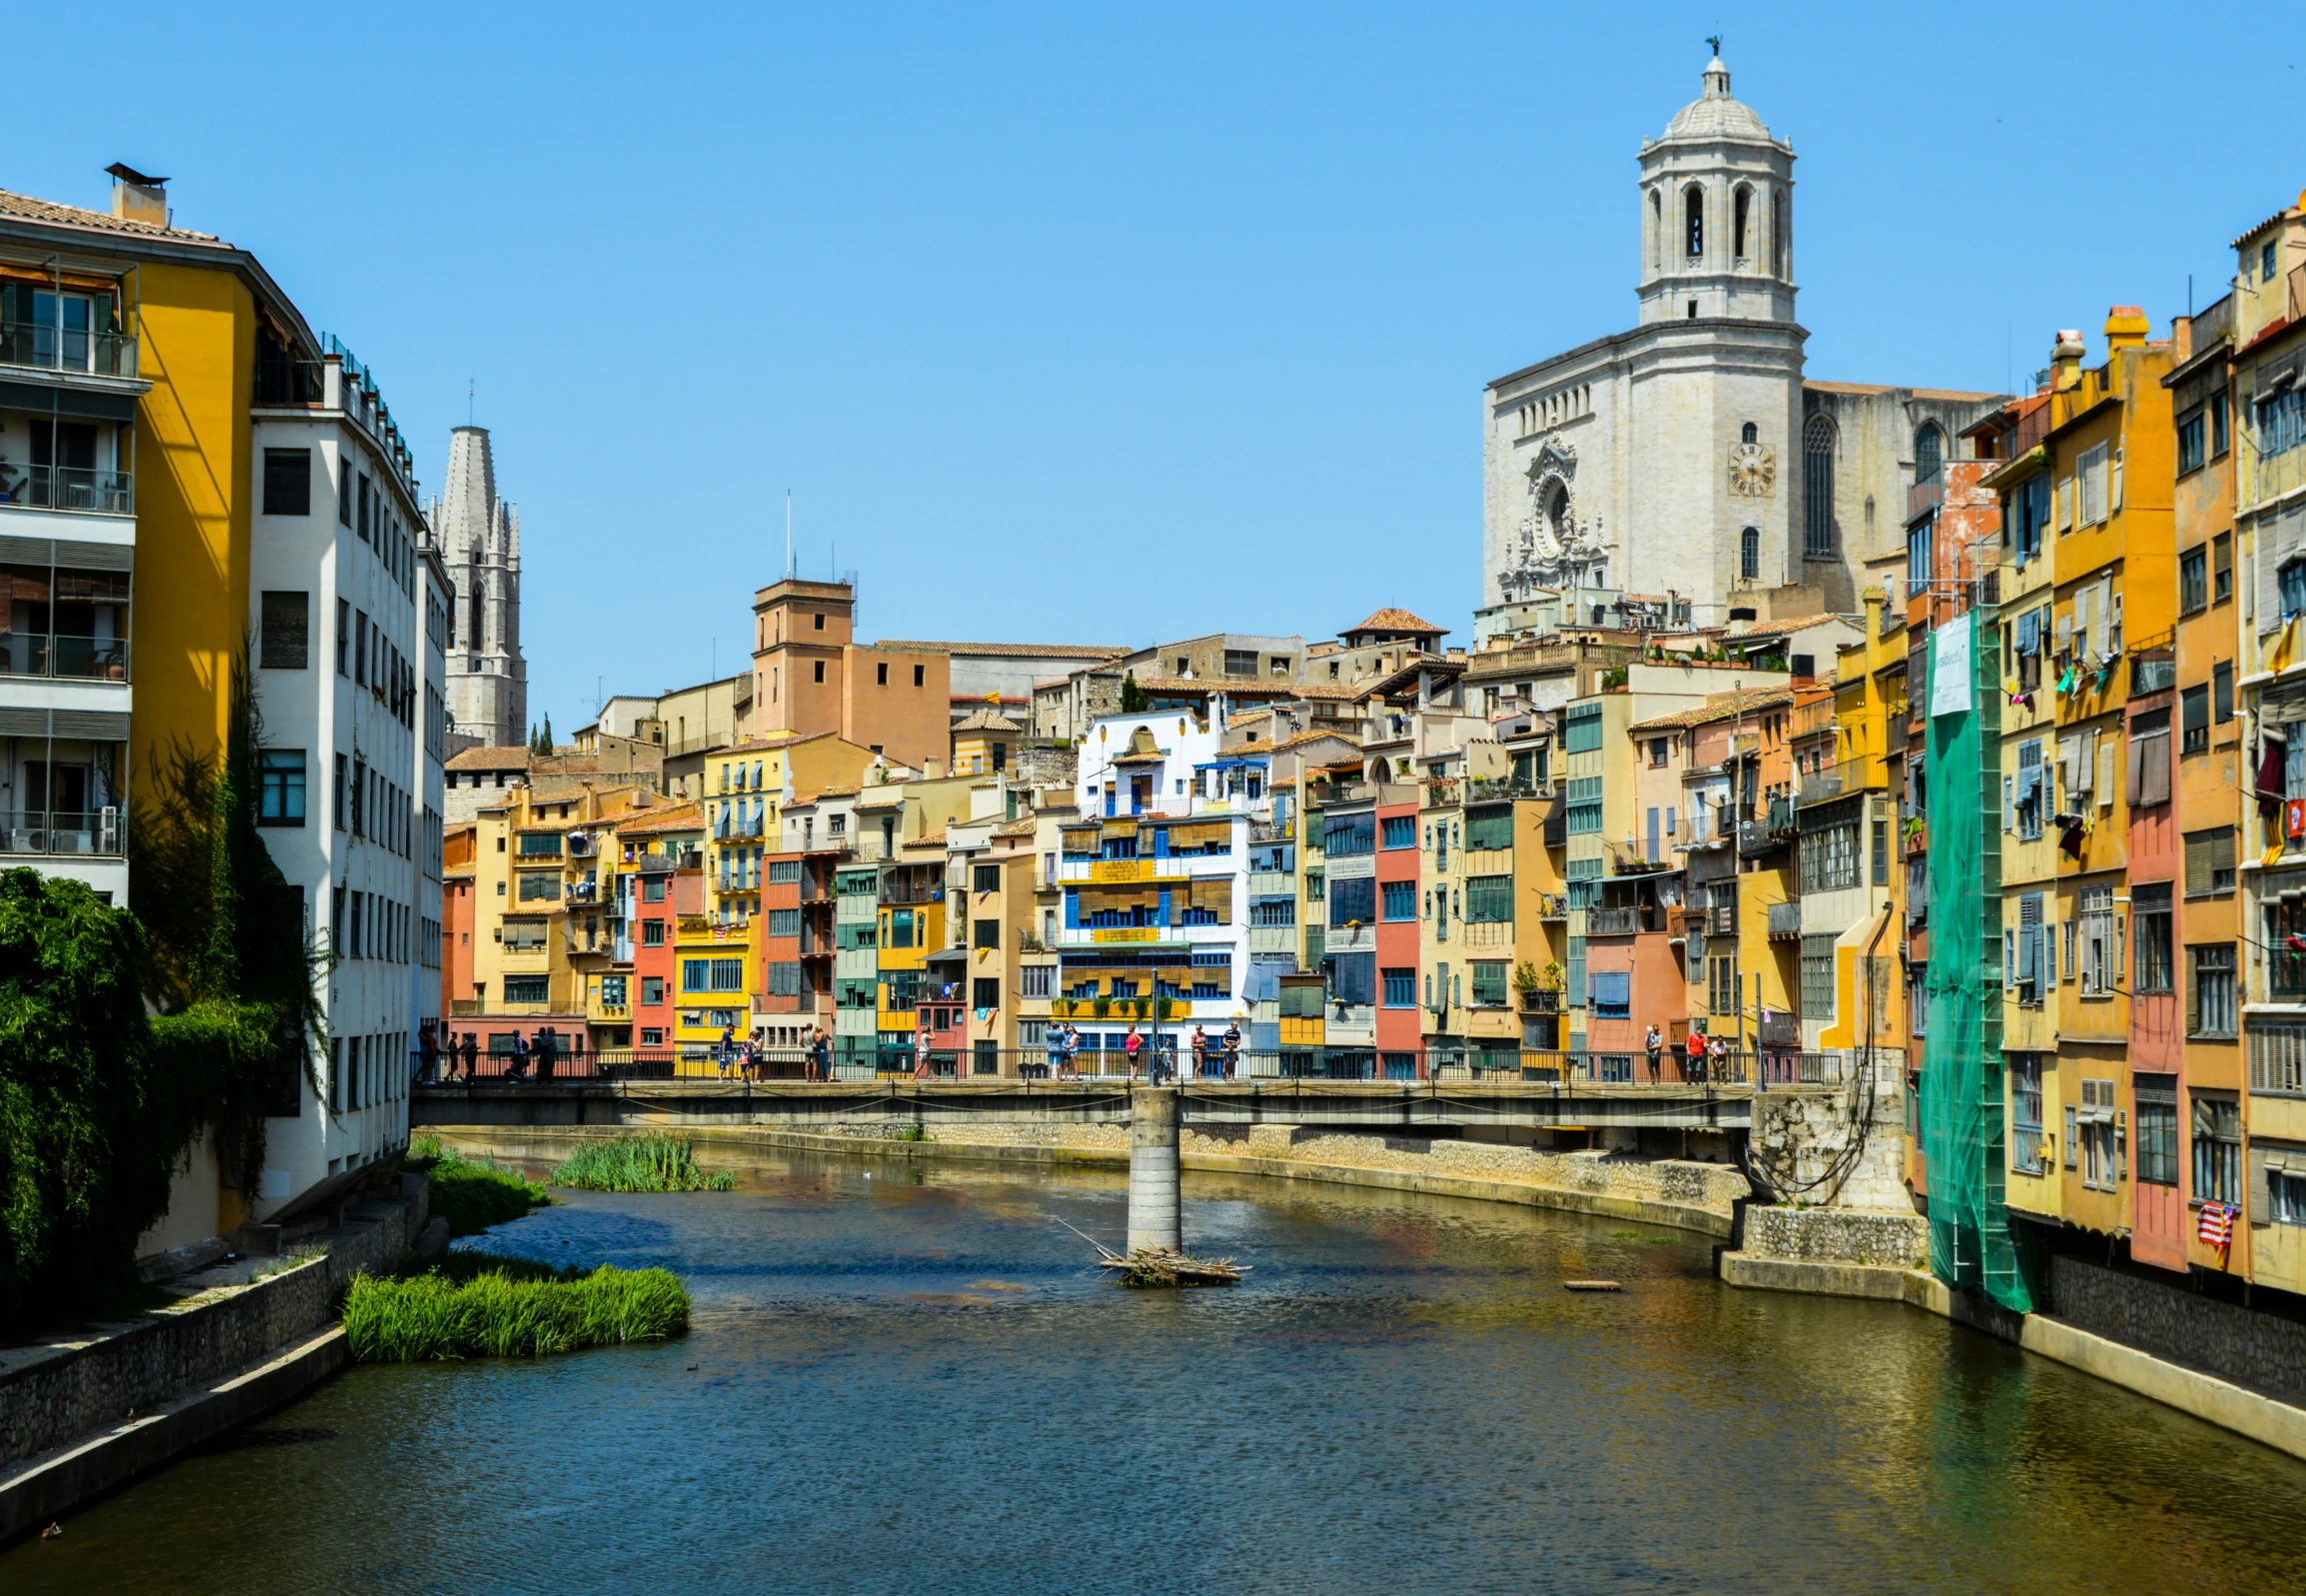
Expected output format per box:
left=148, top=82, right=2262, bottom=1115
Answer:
left=1728, top=441, right=1775, bottom=497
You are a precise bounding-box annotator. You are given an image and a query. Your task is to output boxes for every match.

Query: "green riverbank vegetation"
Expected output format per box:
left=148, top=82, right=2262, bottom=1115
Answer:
left=407, top=1138, right=549, bottom=1234
left=549, top=1136, right=735, bottom=1193
left=0, top=657, right=328, bottom=1334
left=342, top=1253, right=690, bottom=1361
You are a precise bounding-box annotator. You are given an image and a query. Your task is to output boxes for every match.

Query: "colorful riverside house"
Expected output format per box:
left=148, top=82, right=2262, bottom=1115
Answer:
left=1451, top=773, right=1529, bottom=1071
left=876, top=827, right=950, bottom=1072
left=1373, top=785, right=1421, bottom=1073
left=1973, top=387, right=2058, bottom=1214
left=2234, top=189, right=2306, bottom=1295
left=832, top=851, right=883, bottom=1073
left=945, top=805, right=1039, bottom=1074
left=614, top=800, right=703, bottom=1060
left=1725, top=689, right=1801, bottom=1071
left=1814, top=589, right=1910, bottom=1087
left=757, top=847, right=839, bottom=1050
left=673, top=902, right=756, bottom=1072
left=2162, top=288, right=2244, bottom=1279
left=2033, top=311, right=2177, bottom=1248
left=1315, top=781, right=1383, bottom=1072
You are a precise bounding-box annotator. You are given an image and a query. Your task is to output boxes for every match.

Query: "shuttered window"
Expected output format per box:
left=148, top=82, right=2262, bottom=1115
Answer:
left=1465, top=808, right=1513, bottom=851
left=1465, top=874, right=1513, bottom=922
left=2184, top=827, right=2236, bottom=897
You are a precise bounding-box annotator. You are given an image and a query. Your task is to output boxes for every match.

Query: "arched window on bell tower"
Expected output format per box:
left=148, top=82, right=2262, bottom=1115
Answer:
left=1771, top=189, right=1788, bottom=279
left=1648, top=189, right=1662, bottom=272
left=1684, top=185, right=1705, bottom=259
left=1733, top=185, right=1752, bottom=262
left=1740, top=526, right=1761, bottom=582
left=1741, top=422, right=1758, bottom=445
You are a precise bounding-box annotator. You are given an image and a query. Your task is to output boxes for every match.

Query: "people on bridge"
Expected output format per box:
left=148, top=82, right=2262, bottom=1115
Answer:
left=1645, top=1025, right=1663, bottom=1082
left=507, top=1031, right=533, bottom=1082
left=419, top=1024, right=441, bottom=1084
left=1221, top=1019, right=1241, bottom=1079
left=1190, top=1025, right=1207, bottom=1078
left=1684, top=1027, right=1706, bottom=1084
left=536, top=1027, right=558, bottom=1082
left=460, top=1031, right=479, bottom=1081
left=1045, top=1026, right=1066, bottom=1079
left=1061, top=1023, right=1081, bottom=1079
left=1123, top=1024, right=1144, bottom=1081
left=719, top=1026, right=736, bottom=1079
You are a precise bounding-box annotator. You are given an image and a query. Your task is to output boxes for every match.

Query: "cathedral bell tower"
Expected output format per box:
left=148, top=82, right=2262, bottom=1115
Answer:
left=1636, top=55, right=1795, bottom=327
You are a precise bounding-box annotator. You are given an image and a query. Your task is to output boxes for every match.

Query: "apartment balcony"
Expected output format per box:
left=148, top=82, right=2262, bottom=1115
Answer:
left=1249, top=817, right=1295, bottom=843
left=1796, top=758, right=1881, bottom=809
left=1054, top=853, right=1228, bottom=883
left=1585, top=906, right=1655, bottom=936
left=564, top=880, right=602, bottom=903
left=0, top=318, right=138, bottom=379
left=1534, top=892, right=1568, bottom=921
left=0, top=633, right=129, bottom=682
left=1517, top=987, right=1561, bottom=1014
left=1767, top=900, right=1802, bottom=940
left=0, top=466, right=134, bottom=518
left=1248, top=924, right=1297, bottom=953
left=2, top=806, right=121, bottom=856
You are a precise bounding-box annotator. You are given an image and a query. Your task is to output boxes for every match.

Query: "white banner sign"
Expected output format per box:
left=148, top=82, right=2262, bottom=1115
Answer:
left=1930, top=611, right=1974, bottom=718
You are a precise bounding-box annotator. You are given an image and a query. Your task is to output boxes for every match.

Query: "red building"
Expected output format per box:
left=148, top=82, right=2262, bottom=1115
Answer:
left=758, top=847, right=840, bottom=1049
left=1374, top=796, right=1423, bottom=1074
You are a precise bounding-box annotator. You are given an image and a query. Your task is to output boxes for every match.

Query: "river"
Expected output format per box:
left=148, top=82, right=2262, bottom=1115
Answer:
left=8, top=1148, right=2305, bottom=1594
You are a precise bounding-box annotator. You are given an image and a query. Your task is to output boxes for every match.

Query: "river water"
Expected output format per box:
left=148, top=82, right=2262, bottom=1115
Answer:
left=8, top=1149, right=2306, bottom=1594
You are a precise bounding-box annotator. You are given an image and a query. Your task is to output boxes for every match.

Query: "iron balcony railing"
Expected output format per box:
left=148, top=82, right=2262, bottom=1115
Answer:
left=0, top=632, right=129, bottom=681
left=0, top=317, right=137, bottom=378
left=0, top=465, right=133, bottom=516
left=1795, top=758, right=1880, bottom=808
left=1, top=806, right=121, bottom=856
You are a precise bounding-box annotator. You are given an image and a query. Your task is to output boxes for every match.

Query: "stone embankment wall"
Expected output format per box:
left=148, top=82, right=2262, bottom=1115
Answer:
left=1742, top=1204, right=1927, bottom=1269
left=798, top=1120, right=1752, bottom=1232
left=1746, top=1072, right=1909, bottom=1211
left=2047, top=1255, right=2306, bottom=1408
left=0, top=1178, right=426, bottom=1470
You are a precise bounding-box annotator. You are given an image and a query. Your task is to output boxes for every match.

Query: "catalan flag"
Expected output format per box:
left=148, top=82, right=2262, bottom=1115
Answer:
left=2198, top=1202, right=2237, bottom=1248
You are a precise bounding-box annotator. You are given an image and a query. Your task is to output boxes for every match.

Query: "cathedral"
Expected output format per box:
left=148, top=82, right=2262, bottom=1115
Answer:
left=428, top=425, right=528, bottom=752
left=1481, top=54, right=2002, bottom=635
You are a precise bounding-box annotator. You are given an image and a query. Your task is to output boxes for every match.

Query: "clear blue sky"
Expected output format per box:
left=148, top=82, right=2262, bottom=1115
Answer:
left=8, top=4, right=2299, bottom=733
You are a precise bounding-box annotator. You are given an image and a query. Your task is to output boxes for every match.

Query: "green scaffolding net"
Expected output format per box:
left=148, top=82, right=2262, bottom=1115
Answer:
left=1920, top=607, right=2033, bottom=1313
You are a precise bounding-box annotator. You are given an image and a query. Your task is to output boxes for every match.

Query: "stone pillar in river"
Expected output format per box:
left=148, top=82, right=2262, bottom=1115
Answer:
left=1128, top=1086, right=1181, bottom=1254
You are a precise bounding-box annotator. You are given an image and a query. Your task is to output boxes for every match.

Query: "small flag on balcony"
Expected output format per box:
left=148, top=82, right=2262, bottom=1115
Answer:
left=2198, top=1202, right=2237, bottom=1248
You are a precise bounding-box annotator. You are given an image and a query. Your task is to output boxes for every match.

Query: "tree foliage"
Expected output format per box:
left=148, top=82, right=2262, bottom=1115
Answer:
left=1119, top=672, right=1148, bottom=714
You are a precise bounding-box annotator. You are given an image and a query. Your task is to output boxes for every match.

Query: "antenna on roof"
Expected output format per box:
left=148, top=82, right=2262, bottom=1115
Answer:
left=468, top=377, right=475, bottom=427
left=785, top=489, right=794, bottom=579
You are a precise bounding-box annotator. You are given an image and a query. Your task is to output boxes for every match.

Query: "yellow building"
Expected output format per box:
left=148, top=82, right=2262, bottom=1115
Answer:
left=699, top=731, right=880, bottom=924
left=464, top=783, right=644, bottom=1025
left=1815, top=593, right=1905, bottom=1066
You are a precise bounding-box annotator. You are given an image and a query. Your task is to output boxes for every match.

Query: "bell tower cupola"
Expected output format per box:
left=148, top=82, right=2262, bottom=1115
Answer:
left=1636, top=50, right=1796, bottom=327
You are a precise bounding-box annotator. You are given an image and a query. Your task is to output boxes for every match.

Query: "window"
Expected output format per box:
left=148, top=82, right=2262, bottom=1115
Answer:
left=1465, top=874, right=1512, bottom=923
left=2077, top=884, right=2117, bottom=994
left=1381, top=967, right=1416, bottom=1008
left=1741, top=422, right=1758, bottom=445
left=2274, top=1166, right=2306, bottom=1228
left=1799, top=816, right=1860, bottom=892
left=2133, top=883, right=2172, bottom=992
left=2214, top=662, right=2234, bottom=729
left=1732, top=187, right=1750, bottom=258
left=1380, top=880, right=1415, bottom=920
left=974, top=917, right=1000, bottom=949
left=516, top=871, right=558, bottom=901
left=2010, top=1055, right=2044, bottom=1174
left=2193, top=1093, right=2241, bottom=1204
left=504, top=975, right=549, bottom=1005
left=1327, top=875, right=1375, bottom=927
left=2009, top=473, right=2048, bottom=566
left=2179, top=548, right=2208, bottom=614
left=1323, top=812, right=1375, bottom=855
left=1914, top=424, right=1942, bottom=486
left=709, top=958, right=744, bottom=992
left=768, top=858, right=802, bottom=883
left=1470, top=961, right=1507, bottom=1006
left=1740, top=525, right=1760, bottom=581
left=262, top=448, right=311, bottom=516
left=2213, top=532, right=2232, bottom=602
left=2283, top=560, right=2306, bottom=623
left=2177, top=410, right=2206, bottom=476
left=258, top=751, right=305, bottom=825
left=642, top=918, right=666, bottom=946
left=972, top=863, right=1002, bottom=893
left=2135, top=1074, right=2178, bottom=1186
left=1708, top=954, right=1736, bottom=1016
left=641, top=976, right=666, bottom=1005
left=2190, top=944, right=2236, bottom=1036
left=2077, top=443, right=2109, bottom=525
left=2266, top=240, right=2281, bottom=282
left=1020, top=964, right=1052, bottom=999
left=877, top=662, right=888, bottom=686
left=1588, top=969, right=1630, bottom=1018
left=2181, top=686, right=2210, bottom=755
left=1683, top=184, right=1703, bottom=257
left=1380, top=815, right=1415, bottom=849
left=1800, top=934, right=1835, bottom=1020
left=1222, top=649, right=1257, bottom=677
left=260, top=591, right=308, bottom=669
left=680, top=958, right=712, bottom=992
left=1563, top=706, right=1602, bottom=755
left=1803, top=417, right=1835, bottom=559
left=2257, top=388, right=2306, bottom=459
left=1465, top=808, right=1512, bottom=850
left=2183, top=827, right=2236, bottom=897
left=2077, top=1077, right=2120, bottom=1189
left=2211, top=391, right=2230, bottom=458
left=812, top=660, right=825, bottom=684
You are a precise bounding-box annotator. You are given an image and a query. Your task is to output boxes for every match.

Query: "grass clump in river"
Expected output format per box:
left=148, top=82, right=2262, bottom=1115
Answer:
left=407, top=1136, right=549, bottom=1235
left=343, top=1253, right=689, bottom=1362
left=548, top=1136, right=735, bottom=1193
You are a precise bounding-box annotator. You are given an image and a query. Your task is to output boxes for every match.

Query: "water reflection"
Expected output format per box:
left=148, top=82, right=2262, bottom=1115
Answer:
left=6, top=1150, right=2304, bottom=1594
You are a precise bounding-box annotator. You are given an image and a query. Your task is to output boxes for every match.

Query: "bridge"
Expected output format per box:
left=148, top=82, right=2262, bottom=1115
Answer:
left=414, top=1077, right=1767, bottom=1255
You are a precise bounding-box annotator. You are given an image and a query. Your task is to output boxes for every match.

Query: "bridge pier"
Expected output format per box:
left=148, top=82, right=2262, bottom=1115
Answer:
left=1127, top=1086, right=1181, bottom=1254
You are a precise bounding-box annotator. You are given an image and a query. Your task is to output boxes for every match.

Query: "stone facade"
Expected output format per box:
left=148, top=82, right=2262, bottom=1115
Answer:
left=429, top=426, right=527, bottom=751
left=1747, top=1081, right=1913, bottom=1211
left=1743, top=1204, right=1927, bottom=1269
left=1481, top=57, right=2002, bottom=631
left=2046, top=1255, right=2306, bottom=1409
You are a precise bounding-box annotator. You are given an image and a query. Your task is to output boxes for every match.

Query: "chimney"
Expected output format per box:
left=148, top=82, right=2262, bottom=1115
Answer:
left=105, top=163, right=169, bottom=227
left=2104, top=305, right=2150, bottom=354
left=2051, top=330, right=2086, bottom=393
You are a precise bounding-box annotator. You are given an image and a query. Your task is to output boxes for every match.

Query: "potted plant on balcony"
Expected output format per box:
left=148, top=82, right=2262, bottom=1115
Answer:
left=1093, top=996, right=1111, bottom=1020
left=1511, top=960, right=1541, bottom=1005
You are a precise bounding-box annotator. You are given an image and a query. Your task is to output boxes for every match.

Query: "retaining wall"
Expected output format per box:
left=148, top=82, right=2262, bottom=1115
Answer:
left=2046, top=1255, right=2306, bottom=1410
left=1742, top=1205, right=1928, bottom=1269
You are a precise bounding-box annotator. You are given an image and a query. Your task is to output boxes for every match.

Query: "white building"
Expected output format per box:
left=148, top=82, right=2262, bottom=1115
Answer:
left=428, top=425, right=526, bottom=752
left=249, top=347, right=446, bottom=1205
left=1481, top=54, right=2000, bottom=633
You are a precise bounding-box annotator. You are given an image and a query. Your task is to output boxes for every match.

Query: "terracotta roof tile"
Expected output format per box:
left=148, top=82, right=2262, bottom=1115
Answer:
left=951, top=708, right=1024, bottom=733
left=0, top=188, right=222, bottom=243
left=446, top=746, right=533, bottom=771
left=1626, top=689, right=1794, bottom=734
left=1345, top=607, right=1448, bottom=637
left=617, top=801, right=704, bottom=835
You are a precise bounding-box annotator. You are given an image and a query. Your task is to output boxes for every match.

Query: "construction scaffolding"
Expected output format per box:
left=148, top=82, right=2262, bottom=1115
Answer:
left=1920, top=606, right=2034, bottom=1312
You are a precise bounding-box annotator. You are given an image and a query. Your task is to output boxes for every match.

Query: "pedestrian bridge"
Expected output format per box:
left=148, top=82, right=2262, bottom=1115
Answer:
left=410, top=1077, right=1759, bottom=1133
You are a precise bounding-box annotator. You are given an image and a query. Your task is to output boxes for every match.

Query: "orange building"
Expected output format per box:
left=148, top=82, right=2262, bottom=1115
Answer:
left=440, top=822, right=477, bottom=1021
left=750, top=578, right=951, bottom=773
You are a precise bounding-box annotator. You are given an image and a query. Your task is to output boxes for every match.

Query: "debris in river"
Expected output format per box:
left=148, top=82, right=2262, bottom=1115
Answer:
left=1098, top=1248, right=1247, bottom=1288
left=1562, top=1280, right=1623, bottom=1292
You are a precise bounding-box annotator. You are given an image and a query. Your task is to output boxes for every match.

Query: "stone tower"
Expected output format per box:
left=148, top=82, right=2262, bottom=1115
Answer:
left=428, top=426, right=527, bottom=751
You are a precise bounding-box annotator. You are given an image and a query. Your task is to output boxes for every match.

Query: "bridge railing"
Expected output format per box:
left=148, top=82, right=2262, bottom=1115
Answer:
left=413, top=1043, right=1829, bottom=1088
